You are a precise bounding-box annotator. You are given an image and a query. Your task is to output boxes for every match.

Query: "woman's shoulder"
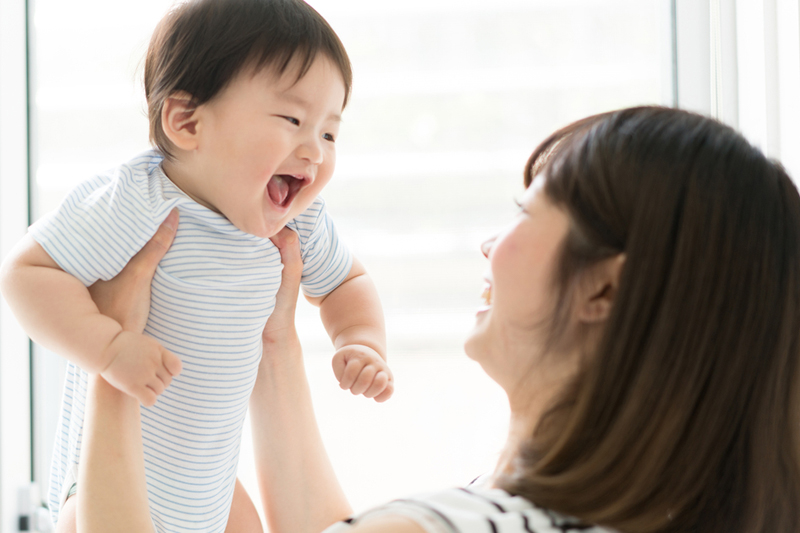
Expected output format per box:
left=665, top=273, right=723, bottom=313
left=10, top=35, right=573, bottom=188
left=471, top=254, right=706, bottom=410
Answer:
left=325, top=484, right=617, bottom=533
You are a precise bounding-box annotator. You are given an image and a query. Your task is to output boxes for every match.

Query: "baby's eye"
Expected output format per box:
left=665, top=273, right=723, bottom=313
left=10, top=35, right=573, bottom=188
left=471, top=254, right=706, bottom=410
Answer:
left=283, top=116, right=300, bottom=126
left=323, top=132, right=336, bottom=142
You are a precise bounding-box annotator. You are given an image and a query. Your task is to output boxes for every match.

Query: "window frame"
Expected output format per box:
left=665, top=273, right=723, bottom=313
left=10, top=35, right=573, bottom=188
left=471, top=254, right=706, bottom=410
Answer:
left=0, top=0, right=33, bottom=530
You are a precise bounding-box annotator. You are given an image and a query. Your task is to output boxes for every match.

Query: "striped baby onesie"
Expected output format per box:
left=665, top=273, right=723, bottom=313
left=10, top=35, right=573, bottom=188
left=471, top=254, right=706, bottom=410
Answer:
left=31, top=150, right=353, bottom=532
left=325, top=483, right=617, bottom=533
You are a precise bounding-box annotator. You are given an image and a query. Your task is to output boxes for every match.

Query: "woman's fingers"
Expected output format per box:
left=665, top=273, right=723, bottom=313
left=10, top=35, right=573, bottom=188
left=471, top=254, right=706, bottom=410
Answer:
left=89, top=209, right=179, bottom=332
left=132, top=208, right=179, bottom=279
left=271, top=227, right=303, bottom=288
left=264, top=227, right=303, bottom=336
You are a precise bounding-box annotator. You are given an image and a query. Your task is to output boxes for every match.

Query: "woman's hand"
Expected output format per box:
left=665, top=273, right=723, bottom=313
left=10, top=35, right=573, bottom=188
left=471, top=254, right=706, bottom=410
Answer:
left=252, top=226, right=352, bottom=533
left=263, top=227, right=303, bottom=343
left=88, top=209, right=178, bottom=332
left=75, top=211, right=180, bottom=533
left=89, top=209, right=182, bottom=404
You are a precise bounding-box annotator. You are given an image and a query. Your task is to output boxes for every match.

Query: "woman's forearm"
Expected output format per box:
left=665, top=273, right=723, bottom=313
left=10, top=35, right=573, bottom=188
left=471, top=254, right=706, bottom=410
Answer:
left=74, top=212, right=179, bottom=533
left=77, top=375, right=154, bottom=533
left=250, top=333, right=352, bottom=533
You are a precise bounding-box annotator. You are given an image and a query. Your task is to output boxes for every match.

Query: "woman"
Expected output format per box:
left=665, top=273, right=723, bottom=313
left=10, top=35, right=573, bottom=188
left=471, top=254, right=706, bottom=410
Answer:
left=75, top=106, right=800, bottom=532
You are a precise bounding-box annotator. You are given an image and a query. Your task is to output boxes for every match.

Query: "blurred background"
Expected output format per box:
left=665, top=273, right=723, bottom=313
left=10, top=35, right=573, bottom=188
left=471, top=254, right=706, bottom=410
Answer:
left=6, top=0, right=797, bottom=530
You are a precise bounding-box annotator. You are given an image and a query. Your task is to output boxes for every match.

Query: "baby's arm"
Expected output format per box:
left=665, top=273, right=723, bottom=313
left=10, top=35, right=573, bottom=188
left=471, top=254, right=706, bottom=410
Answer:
left=307, top=257, right=393, bottom=402
left=0, top=222, right=181, bottom=407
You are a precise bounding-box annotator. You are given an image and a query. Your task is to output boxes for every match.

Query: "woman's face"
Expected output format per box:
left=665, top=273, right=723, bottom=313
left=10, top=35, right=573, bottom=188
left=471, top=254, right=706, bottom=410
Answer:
left=464, top=176, right=571, bottom=391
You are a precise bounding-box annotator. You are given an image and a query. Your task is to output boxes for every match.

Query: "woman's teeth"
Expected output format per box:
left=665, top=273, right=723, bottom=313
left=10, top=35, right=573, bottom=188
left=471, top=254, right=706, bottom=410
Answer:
left=481, top=285, right=492, bottom=306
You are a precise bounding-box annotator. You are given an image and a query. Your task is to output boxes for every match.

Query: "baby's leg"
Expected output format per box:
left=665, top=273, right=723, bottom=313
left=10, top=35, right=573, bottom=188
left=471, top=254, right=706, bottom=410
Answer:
left=224, top=479, right=264, bottom=533
left=54, top=495, right=76, bottom=533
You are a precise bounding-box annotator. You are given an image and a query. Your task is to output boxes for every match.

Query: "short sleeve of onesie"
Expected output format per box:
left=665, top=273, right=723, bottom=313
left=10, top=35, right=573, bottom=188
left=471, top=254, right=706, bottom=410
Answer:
left=290, top=197, right=354, bottom=298
left=28, top=159, right=174, bottom=286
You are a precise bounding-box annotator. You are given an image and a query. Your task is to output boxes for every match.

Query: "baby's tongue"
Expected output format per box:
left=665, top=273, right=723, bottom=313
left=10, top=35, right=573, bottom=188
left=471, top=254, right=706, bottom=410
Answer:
left=268, top=175, right=290, bottom=206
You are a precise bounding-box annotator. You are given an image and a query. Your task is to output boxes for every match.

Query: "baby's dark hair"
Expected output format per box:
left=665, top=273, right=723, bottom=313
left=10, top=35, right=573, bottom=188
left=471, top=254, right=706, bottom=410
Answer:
left=144, top=0, right=352, bottom=159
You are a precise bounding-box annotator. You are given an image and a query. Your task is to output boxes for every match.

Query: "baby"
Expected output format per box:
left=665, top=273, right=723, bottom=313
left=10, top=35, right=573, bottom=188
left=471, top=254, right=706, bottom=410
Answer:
left=0, top=0, right=392, bottom=531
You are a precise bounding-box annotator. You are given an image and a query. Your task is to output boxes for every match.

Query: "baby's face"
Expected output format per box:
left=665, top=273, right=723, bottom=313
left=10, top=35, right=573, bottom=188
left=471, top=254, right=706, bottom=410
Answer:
left=184, top=55, right=345, bottom=238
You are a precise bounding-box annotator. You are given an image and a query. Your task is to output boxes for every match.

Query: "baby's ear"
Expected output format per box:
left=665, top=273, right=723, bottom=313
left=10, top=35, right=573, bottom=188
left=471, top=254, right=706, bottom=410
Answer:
left=161, top=91, right=200, bottom=151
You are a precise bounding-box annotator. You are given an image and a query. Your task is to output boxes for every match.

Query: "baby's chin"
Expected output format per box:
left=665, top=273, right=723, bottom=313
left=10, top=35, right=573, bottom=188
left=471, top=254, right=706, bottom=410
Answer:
left=231, top=211, right=297, bottom=239
left=226, top=195, right=313, bottom=238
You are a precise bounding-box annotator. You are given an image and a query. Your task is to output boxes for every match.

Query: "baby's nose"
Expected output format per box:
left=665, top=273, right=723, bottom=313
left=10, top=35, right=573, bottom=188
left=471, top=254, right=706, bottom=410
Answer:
left=297, top=138, right=323, bottom=164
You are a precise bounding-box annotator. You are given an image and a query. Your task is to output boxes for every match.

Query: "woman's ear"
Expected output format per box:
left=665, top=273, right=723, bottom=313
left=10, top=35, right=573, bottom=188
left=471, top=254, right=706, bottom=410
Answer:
left=161, top=91, right=201, bottom=152
left=576, top=254, right=626, bottom=323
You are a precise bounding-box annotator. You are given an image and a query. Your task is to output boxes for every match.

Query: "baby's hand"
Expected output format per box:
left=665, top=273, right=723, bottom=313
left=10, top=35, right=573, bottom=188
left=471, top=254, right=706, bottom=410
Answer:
left=100, top=331, right=182, bottom=407
left=332, top=345, right=394, bottom=402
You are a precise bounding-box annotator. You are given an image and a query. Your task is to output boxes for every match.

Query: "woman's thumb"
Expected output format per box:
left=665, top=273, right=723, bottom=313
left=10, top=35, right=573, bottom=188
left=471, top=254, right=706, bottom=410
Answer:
left=269, top=227, right=303, bottom=310
left=134, top=209, right=179, bottom=275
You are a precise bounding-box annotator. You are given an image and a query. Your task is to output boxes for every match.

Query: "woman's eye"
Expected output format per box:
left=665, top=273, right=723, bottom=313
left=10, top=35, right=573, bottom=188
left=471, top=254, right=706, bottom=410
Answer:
left=283, top=116, right=300, bottom=126
left=323, top=133, right=336, bottom=142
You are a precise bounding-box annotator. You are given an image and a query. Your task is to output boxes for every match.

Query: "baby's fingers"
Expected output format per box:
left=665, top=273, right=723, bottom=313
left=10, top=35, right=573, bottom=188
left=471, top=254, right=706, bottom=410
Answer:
left=155, top=366, right=173, bottom=391
left=363, top=371, right=391, bottom=399
left=349, top=365, right=378, bottom=396
left=337, top=359, right=365, bottom=391
left=163, top=349, right=182, bottom=378
left=332, top=353, right=347, bottom=383
left=155, top=349, right=180, bottom=393
left=137, top=386, right=158, bottom=408
left=372, top=377, right=394, bottom=403
left=147, top=378, right=166, bottom=398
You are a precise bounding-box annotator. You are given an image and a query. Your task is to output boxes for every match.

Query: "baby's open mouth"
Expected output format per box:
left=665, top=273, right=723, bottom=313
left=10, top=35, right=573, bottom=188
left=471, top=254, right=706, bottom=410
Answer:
left=267, top=174, right=307, bottom=207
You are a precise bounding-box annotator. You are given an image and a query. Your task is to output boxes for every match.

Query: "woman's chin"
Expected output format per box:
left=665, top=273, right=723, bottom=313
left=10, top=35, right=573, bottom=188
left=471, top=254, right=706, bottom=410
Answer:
left=464, top=320, right=489, bottom=362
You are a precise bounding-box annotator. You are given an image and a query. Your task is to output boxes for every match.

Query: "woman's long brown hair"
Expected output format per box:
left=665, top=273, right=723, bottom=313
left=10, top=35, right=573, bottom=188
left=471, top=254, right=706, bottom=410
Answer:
left=496, top=106, right=800, bottom=533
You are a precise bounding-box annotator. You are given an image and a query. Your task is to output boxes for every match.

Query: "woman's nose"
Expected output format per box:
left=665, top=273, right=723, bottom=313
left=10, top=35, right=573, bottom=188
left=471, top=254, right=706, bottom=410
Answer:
left=480, top=236, right=496, bottom=258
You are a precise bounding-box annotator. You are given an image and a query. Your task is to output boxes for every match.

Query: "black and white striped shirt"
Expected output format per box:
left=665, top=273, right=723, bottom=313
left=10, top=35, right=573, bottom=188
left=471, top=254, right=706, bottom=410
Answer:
left=325, top=484, right=616, bottom=533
